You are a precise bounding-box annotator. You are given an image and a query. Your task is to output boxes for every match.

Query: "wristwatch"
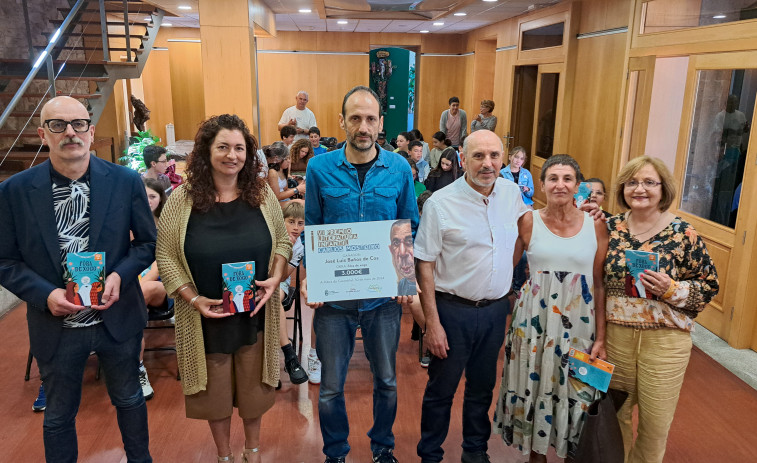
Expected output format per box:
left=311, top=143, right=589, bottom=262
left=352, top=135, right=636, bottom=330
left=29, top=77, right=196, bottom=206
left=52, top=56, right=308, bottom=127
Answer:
left=293, top=188, right=299, bottom=196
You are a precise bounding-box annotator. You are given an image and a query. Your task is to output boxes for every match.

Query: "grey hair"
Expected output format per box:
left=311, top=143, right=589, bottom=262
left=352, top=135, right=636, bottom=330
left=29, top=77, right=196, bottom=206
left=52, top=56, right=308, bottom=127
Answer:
left=297, top=90, right=309, bottom=99
left=540, top=154, right=582, bottom=182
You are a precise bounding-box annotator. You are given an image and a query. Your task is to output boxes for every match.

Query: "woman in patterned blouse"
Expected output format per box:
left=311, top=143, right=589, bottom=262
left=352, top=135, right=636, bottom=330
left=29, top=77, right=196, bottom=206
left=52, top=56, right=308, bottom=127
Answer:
left=604, top=156, right=719, bottom=463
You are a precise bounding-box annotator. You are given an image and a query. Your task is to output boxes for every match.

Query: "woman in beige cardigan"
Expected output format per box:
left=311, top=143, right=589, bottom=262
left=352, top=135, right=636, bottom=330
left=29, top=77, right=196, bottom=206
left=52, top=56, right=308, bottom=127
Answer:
left=157, top=114, right=291, bottom=463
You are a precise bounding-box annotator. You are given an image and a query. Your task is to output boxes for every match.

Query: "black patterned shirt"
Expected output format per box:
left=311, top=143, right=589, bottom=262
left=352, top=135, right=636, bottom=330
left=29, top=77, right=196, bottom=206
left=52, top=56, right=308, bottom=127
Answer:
left=50, top=165, right=102, bottom=327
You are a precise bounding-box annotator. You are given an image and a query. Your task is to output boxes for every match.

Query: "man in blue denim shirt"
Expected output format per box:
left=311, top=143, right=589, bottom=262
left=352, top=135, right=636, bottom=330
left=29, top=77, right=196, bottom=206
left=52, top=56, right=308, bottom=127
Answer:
left=305, top=86, right=419, bottom=463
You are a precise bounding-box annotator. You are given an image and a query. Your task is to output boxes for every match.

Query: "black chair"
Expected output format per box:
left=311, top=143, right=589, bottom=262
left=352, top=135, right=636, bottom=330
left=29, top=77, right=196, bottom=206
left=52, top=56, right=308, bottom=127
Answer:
left=284, top=267, right=304, bottom=357
left=144, top=301, right=180, bottom=380
left=320, top=137, right=337, bottom=150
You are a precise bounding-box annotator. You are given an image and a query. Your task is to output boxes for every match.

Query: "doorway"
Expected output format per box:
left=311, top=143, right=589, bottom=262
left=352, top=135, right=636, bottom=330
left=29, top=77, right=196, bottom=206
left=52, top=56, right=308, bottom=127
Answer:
left=509, top=65, right=538, bottom=164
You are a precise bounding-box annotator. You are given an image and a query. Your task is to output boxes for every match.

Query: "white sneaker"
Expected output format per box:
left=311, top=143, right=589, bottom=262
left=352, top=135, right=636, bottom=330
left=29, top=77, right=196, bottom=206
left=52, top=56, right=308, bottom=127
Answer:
left=307, top=354, right=321, bottom=385
left=139, top=368, right=154, bottom=400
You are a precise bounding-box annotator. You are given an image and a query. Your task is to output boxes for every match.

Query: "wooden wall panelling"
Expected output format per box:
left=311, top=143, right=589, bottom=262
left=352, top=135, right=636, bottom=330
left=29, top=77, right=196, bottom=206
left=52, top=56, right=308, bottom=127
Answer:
left=139, top=49, right=174, bottom=144
left=492, top=49, right=516, bottom=140
left=257, top=31, right=319, bottom=51
left=578, top=0, right=633, bottom=34
left=167, top=41, right=205, bottom=141
left=462, top=54, right=475, bottom=129
left=471, top=39, right=497, bottom=117
left=369, top=33, right=422, bottom=48
left=417, top=55, right=469, bottom=142
left=566, top=32, right=627, bottom=186
left=257, top=53, right=368, bottom=145
left=421, top=34, right=466, bottom=55
left=257, top=53, right=317, bottom=145
left=200, top=25, right=256, bottom=129
left=93, top=90, right=126, bottom=160
left=317, top=32, right=370, bottom=52
left=313, top=54, right=369, bottom=142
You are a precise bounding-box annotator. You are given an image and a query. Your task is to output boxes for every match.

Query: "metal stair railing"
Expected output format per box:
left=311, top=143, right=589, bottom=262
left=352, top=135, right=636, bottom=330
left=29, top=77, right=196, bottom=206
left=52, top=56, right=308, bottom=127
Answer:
left=0, top=0, right=87, bottom=130
left=0, top=0, right=163, bottom=172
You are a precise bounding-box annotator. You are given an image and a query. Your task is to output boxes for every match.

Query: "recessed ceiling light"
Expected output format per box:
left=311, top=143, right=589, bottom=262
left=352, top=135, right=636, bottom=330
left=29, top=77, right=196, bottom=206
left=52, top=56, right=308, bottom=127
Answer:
left=433, top=22, right=444, bottom=26
left=144, top=17, right=151, bottom=21
left=483, top=0, right=498, bottom=2
left=299, top=8, right=312, bottom=13
left=453, top=12, right=467, bottom=16
left=420, top=30, right=429, bottom=33
left=162, top=22, right=172, bottom=26
left=337, top=20, right=348, bottom=24
left=177, top=5, right=191, bottom=10
left=713, top=14, right=726, bottom=19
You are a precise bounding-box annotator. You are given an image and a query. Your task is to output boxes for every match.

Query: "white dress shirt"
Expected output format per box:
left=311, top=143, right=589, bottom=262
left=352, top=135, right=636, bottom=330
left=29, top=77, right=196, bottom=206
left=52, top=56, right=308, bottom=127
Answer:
left=414, top=176, right=529, bottom=301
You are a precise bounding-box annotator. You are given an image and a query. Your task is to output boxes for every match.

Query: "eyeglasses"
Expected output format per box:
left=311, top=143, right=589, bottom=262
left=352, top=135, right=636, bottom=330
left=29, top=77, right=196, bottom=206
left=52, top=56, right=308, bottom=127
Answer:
left=624, top=179, right=662, bottom=190
left=43, top=119, right=91, bottom=133
left=156, top=158, right=168, bottom=164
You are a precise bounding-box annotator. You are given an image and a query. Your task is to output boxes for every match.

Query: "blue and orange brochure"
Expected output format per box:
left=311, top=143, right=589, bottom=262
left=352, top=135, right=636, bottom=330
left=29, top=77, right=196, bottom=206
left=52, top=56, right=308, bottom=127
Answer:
left=64, top=252, right=106, bottom=307
left=568, top=348, right=615, bottom=392
left=574, top=182, right=592, bottom=208
left=221, top=261, right=256, bottom=314
left=624, top=250, right=659, bottom=299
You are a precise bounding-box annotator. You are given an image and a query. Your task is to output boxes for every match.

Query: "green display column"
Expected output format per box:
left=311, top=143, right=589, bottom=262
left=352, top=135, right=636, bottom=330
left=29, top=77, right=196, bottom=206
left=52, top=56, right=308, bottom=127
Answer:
left=370, top=48, right=416, bottom=143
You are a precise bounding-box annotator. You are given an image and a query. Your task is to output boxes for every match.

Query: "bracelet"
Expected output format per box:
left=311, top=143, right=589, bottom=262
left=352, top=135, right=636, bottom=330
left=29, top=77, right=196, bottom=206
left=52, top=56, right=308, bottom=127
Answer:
left=189, top=294, right=200, bottom=308
left=177, top=284, right=193, bottom=295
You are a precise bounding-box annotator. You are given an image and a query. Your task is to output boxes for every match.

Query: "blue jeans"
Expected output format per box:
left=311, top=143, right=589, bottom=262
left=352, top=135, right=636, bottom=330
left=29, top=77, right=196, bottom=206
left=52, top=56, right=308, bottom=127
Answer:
left=36, top=325, right=151, bottom=463
left=417, top=295, right=509, bottom=462
left=314, top=301, right=402, bottom=458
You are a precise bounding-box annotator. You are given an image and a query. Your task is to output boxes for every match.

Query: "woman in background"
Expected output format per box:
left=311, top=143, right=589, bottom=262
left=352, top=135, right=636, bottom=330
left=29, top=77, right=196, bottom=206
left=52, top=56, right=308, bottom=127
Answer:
left=424, top=148, right=459, bottom=192
left=471, top=99, right=497, bottom=133
left=265, top=141, right=305, bottom=206
left=289, top=138, right=314, bottom=173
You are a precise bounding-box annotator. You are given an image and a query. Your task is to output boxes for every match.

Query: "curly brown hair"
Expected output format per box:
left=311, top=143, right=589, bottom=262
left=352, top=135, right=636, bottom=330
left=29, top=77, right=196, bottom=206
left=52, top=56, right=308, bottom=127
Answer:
left=290, top=138, right=313, bottom=169
left=185, top=114, right=263, bottom=213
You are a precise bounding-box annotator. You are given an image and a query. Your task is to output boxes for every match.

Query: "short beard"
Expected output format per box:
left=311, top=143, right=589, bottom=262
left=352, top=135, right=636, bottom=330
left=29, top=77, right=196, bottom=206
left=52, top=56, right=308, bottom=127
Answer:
left=348, top=138, right=375, bottom=153
left=469, top=171, right=496, bottom=188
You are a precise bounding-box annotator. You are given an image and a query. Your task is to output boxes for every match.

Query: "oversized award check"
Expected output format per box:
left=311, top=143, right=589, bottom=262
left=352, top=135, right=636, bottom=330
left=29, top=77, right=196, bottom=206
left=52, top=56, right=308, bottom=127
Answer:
left=305, top=219, right=417, bottom=303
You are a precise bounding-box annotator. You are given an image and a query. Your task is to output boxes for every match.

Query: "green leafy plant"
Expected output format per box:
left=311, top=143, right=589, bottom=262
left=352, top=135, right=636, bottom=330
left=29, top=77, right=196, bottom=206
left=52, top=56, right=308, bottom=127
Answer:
left=119, top=129, right=161, bottom=172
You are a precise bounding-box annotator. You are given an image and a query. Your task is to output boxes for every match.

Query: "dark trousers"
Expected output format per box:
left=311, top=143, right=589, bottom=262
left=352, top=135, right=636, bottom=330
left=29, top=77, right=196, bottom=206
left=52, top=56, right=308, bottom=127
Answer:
left=37, top=325, right=151, bottom=463
left=417, top=294, right=509, bottom=462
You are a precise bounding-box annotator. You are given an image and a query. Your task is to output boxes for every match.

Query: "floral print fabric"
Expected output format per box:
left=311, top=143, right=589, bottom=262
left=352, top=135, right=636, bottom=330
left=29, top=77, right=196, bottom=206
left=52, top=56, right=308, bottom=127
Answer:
left=604, top=214, right=719, bottom=332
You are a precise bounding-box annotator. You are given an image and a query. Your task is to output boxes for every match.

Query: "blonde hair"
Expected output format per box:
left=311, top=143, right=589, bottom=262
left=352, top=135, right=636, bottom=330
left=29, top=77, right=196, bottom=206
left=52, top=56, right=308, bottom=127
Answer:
left=614, top=156, right=677, bottom=211
left=282, top=201, right=304, bottom=220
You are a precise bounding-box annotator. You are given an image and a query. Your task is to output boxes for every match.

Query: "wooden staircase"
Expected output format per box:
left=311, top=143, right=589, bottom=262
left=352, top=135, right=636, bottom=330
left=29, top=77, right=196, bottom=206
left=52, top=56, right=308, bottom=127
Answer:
left=0, top=0, right=165, bottom=181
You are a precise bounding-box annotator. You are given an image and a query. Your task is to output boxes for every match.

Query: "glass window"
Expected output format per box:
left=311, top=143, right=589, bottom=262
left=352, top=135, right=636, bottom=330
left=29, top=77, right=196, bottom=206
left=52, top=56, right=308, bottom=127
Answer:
left=680, top=69, right=756, bottom=228
left=642, top=0, right=757, bottom=34
left=535, top=73, right=559, bottom=158
left=522, top=22, right=564, bottom=51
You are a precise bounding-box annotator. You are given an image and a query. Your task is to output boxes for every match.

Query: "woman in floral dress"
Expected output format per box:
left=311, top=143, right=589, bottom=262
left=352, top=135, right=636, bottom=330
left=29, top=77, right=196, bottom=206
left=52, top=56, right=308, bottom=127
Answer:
left=495, top=155, right=609, bottom=462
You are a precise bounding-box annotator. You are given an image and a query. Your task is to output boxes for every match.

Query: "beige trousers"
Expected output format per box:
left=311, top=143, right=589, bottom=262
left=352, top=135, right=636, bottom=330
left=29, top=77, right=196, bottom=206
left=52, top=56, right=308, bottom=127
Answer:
left=605, top=323, right=692, bottom=463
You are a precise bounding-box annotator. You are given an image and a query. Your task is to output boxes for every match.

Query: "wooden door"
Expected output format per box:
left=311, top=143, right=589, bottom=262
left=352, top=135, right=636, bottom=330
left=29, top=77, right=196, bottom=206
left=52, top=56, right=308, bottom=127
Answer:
left=530, top=63, right=565, bottom=207
left=672, top=51, right=757, bottom=348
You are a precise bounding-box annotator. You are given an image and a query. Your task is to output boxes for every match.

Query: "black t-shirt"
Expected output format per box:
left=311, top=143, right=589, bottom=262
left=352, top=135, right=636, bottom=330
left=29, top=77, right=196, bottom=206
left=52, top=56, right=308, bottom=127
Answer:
left=510, top=169, right=521, bottom=184
left=184, top=197, right=272, bottom=354
left=352, top=153, right=378, bottom=188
